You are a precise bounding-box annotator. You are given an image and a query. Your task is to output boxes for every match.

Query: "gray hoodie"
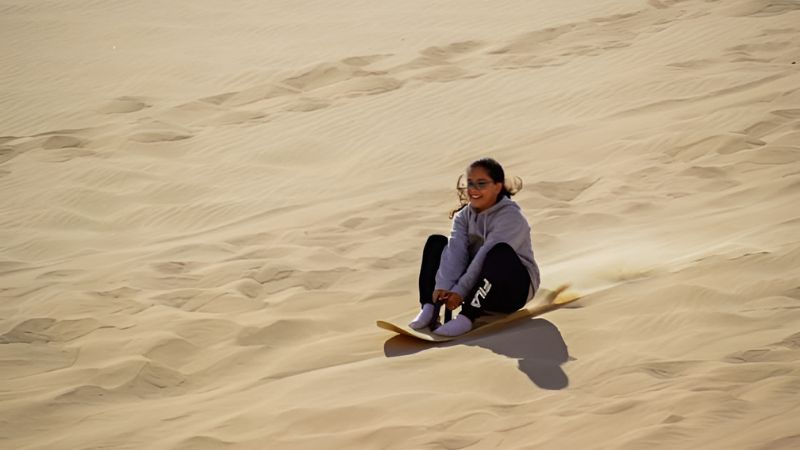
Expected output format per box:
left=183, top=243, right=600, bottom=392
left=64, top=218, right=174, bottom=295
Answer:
left=434, top=196, right=540, bottom=300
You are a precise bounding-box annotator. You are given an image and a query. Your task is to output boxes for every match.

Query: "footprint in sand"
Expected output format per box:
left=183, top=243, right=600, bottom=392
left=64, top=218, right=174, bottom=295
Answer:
left=529, top=178, right=598, bottom=202
left=669, top=133, right=767, bottom=161
left=208, top=83, right=297, bottom=108
left=339, top=216, right=368, bottom=229
left=778, top=331, right=800, bottom=348
left=201, top=110, right=268, bottom=126
left=410, top=65, right=478, bottom=83
left=98, top=96, right=151, bottom=114
left=489, top=25, right=576, bottom=55
left=247, top=266, right=355, bottom=295
left=41, top=135, right=85, bottom=149
left=770, top=108, right=800, bottom=120
left=198, top=91, right=236, bottom=105
left=284, top=97, right=332, bottom=113
left=72, top=360, right=187, bottom=398
left=725, top=40, right=794, bottom=63
left=340, top=54, right=393, bottom=67
left=0, top=317, right=103, bottom=344
left=315, top=75, right=404, bottom=98
left=635, top=360, right=699, bottom=379
left=0, top=145, right=18, bottom=164
left=36, top=269, right=85, bottom=280
left=667, top=58, right=718, bottom=69
left=150, top=260, right=199, bottom=275
left=419, top=40, right=485, bottom=61
left=722, top=0, right=800, bottom=17
left=282, top=62, right=359, bottom=92
left=127, top=119, right=193, bottom=143
left=144, top=337, right=200, bottom=369
left=724, top=348, right=775, bottom=363
left=1, top=132, right=94, bottom=163
left=385, top=41, right=484, bottom=77
left=175, top=436, right=234, bottom=450
left=129, top=131, right=193, bottom=143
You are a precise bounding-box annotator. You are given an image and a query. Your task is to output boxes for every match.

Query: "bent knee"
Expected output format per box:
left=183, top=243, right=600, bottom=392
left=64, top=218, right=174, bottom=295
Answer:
left=425, top=234, right=448, bottom=251
left=427, top=234, right=448, bottom=244
left=486, top=242, right=516, bottom=258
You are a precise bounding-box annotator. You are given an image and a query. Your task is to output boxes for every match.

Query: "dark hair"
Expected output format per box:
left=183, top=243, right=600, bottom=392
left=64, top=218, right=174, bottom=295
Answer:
left=449, top=158, right=521, bottom=218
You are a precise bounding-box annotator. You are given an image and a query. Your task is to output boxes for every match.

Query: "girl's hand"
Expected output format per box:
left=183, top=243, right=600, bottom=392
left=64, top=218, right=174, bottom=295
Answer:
left=443, top=292, right=463, bottom=310
left=432, top=289, right=448, bottom=303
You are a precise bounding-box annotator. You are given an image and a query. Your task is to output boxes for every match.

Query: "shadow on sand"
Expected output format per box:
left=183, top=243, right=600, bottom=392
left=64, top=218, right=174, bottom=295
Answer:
left=383, top=318, right=571, bottom=389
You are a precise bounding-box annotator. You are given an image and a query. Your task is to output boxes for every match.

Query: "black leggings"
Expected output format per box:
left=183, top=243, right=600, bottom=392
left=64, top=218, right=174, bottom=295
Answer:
left=418, top=234, right=531, bottom=321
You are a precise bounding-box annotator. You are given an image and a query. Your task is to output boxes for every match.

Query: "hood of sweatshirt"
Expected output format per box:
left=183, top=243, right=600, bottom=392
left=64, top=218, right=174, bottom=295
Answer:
left=465, top=196, right=518, bottom=253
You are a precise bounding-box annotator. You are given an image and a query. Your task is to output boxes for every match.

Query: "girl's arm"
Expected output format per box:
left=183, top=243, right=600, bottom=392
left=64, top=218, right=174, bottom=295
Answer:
left=450, top=209, right=530, bottom=299
left=434, top=210, right=470, bottom=291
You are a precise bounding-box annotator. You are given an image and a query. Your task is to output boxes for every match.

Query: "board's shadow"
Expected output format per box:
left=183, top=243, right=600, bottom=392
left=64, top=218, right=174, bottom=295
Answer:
left=383, top=318, right=571, bottom=389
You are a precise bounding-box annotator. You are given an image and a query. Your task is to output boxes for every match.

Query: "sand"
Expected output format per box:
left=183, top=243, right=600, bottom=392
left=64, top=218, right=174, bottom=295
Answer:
left=1, top=0, right=799, bottom=448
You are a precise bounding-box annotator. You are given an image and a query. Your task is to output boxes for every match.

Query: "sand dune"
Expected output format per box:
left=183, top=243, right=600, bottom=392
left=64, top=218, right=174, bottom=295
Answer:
left=1, top=0, right=799, bottom=448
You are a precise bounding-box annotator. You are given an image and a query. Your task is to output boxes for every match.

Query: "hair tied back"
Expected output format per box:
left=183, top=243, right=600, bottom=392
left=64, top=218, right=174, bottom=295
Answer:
left=505, top=175, right=523, bottom=195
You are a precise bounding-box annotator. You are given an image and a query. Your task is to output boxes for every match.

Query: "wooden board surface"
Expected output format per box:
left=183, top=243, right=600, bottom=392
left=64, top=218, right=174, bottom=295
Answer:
left=377, top=285, right=580, bottom=342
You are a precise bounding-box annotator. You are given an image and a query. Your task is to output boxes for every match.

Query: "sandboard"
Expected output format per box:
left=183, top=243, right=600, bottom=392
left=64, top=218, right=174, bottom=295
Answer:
left=377, top=284, right=580, bottom=342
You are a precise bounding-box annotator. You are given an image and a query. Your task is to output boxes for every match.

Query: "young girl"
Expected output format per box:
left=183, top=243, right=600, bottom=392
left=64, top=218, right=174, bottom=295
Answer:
left=409, top=158, right=541, bottom=336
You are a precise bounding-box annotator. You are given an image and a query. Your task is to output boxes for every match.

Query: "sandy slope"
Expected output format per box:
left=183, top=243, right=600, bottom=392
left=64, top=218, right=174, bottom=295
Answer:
left=1, top=0, right=799, bottom=448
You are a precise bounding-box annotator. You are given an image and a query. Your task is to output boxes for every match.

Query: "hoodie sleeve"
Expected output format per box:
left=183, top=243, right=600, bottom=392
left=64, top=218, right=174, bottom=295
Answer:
left=450, top=207, right=530, bottom=299
left=434, top=209, right=469, bottom=291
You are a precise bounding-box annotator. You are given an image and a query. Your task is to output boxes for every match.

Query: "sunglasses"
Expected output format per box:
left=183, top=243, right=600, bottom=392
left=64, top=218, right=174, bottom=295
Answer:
left=470, top=180, right=496, bottom=190
left=459, top=179, right=496, bottom=190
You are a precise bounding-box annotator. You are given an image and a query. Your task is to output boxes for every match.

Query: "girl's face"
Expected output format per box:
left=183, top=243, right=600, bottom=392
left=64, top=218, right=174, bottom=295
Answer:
left=466, top=166, right=502, bottom=213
